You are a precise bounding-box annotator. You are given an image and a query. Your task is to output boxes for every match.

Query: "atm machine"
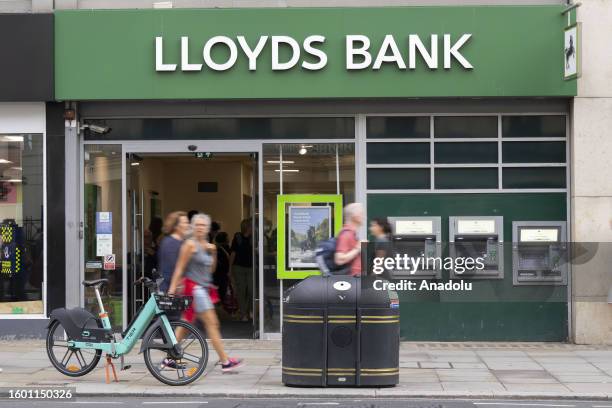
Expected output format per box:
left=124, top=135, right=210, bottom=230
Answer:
left=387, top=216, right=441, bottom=279
left=512, top=221, right=567, bottom=286
left=449, top=216, right=504, bottom=279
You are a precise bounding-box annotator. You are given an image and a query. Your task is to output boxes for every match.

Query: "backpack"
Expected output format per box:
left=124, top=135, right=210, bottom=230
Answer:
left=315, top=229, right=355, bottom=276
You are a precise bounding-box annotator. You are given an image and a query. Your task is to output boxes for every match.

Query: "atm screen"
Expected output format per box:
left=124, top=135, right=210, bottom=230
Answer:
left=519, top=228, right=559, bottom=242
left=394, top=220, right=433, bottom=235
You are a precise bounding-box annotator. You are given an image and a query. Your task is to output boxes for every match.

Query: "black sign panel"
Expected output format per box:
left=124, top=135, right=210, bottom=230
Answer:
left=0, top=14, right=54, bottom=101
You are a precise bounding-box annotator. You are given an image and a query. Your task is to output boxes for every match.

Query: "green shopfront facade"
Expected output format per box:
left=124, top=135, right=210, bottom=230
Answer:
left=56, top=5, right=577, bottom=341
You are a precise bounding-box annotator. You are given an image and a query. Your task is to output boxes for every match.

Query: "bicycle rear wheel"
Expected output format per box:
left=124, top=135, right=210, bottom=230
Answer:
left=46, top=320, right=101, bottom=377
left=143, top=320, right=208, bottom=386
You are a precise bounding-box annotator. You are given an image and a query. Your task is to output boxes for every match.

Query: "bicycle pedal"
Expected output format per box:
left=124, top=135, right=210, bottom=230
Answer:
left=121, top=365, right=132, bottom=371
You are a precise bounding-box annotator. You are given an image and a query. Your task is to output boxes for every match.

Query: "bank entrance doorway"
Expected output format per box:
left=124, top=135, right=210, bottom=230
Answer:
left=81, top=132, right=356, bottom=341
left=127, top=152, right=259, bottom=339
left=82, top=141, right=262, bottom=339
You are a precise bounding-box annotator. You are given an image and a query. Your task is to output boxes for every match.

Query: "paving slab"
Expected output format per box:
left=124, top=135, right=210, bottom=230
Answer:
left=441, top=381, right=505, bottom=392
left=502, top=383, right=571, bottom=393
left=418, top=361, right=451, bottom=369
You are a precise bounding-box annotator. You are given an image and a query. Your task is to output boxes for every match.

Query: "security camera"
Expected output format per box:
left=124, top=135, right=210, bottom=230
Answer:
left=188, top=145, right=197, bottom=152
left=80, top=124, right=112, bottom=135
left=88, top=124, right=112, bottom=134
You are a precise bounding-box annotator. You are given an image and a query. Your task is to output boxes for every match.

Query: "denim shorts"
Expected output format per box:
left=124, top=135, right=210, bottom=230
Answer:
left=181, top=278, right=214, bottom=322
left=192, top=283, right=214, bottom=313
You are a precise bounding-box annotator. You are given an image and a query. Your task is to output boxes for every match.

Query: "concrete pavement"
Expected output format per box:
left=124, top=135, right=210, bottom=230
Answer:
left=1, top=340, right=612, bottom=399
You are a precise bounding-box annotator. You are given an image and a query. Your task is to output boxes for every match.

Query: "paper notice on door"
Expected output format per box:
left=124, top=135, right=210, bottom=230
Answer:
left=96, top=234, right=113, bottom=256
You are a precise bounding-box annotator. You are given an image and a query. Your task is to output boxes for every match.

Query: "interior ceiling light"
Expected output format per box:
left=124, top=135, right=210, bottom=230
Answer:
left=5, top=179, right=21, bottom=183
left=0, top=159, right=12, bottom=164
left=2, top=136, right=24, bottom=142
left=266, top=160, right=295, bottom=164
left=130, top=162, right=140, bottom=166
left=298, top=145, right=313, bottom=155
left=274, top=169, right=300, bottom=173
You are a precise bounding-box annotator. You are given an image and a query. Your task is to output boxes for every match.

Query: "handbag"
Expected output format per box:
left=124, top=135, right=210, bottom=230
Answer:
left=223, top=282, right=239, bottom=314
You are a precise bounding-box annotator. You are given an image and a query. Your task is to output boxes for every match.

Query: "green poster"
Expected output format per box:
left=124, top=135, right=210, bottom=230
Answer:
left=276, top=194, right=343, bottom=279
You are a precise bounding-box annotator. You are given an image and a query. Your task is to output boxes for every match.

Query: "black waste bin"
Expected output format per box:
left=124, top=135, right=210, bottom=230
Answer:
left=282, top=275, right=399, bottom=387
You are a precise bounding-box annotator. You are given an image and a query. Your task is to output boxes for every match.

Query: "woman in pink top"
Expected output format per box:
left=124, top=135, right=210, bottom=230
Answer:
left=334, top=203, right=364, bottom=276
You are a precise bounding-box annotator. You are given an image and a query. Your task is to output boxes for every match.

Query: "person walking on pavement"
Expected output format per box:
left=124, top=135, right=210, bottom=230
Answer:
left=335, top=203, right=365, bottom=277
left=158, top=211, right=190, bottom=294
left=168, top=213, right=243, bottom=372
left=229, top=219, right=253, bottom=321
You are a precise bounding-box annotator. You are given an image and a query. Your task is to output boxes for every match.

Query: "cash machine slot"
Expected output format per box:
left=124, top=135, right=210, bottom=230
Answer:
left=512, top=221, right=567, bottom=286
left=388, top=217, right=441, bottom=279
left=449, top=216, right=504, bottom=280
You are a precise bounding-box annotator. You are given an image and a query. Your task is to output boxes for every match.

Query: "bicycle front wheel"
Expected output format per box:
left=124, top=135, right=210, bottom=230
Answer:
left=143, top=320, right=208, bottom=386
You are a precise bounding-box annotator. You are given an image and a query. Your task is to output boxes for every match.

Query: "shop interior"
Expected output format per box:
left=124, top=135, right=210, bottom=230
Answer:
left=82, top=141, right=355, bottom=339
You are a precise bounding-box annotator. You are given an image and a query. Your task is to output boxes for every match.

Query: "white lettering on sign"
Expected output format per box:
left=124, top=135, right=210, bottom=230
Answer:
left=237, top=36, right=268, bottom=71
left=203, top=36, right=238, bottom=71
left=271, top=36, right=301, bottom=71
left=155, top=33, right=473, bottom=72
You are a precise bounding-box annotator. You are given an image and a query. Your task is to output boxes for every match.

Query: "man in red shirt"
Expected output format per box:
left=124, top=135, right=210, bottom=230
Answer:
left=334, top=203, right=364, bottom=276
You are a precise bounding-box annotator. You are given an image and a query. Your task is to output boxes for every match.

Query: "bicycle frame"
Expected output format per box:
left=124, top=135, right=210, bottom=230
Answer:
left=69, top=286, right=178, bottom=357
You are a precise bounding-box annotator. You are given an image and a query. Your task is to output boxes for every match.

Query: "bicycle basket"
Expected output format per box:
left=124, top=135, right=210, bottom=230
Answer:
left=154, top=294, right=193, bottom=311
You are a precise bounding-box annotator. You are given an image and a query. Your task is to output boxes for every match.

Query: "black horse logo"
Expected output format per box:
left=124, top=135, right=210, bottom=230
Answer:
left=565, top=35, right=575, bottom=69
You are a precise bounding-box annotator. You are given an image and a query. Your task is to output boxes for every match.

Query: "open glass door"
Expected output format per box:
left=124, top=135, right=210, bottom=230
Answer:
left=127, top=153, right=145, bottom=322
left=250, top=152, right=260, bottom=339
left=82, top=144, right=124, bottom=329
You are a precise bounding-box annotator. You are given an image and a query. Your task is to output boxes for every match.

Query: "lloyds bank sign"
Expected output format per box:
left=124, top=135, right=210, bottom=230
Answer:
left=55, top=7, right=576, bottom=100
left=154, top=34, right=474, bottom=72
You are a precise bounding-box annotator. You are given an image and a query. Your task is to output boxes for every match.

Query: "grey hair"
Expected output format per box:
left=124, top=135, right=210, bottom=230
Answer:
left=191, top=213, right=211, bottom=228
left=344, top=203, right=363, bottom=221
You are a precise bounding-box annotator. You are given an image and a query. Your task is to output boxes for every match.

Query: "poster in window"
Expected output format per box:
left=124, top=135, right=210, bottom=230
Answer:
left=288, top=206, right=331, bottom=268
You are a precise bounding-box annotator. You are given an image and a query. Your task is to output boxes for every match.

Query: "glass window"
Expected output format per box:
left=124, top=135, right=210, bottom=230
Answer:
left=367, top=169, right=430, bottom=190
left=435, top=168, right=498, bottom=189
left=435, top=142, right=498, bottom=164
left=262, top=143, right=355, bottom=334
left=434, top=116, right=498, bottom=139
left=0, top=134, right=44, bottom=315
left=502, top=167, right=566, bottom=189
left=502, top=116, right=566, bottom=138
left=83, top=145, right=123, bottom=328
left=367, top=142, right=429, bottom=164
left=84, top=118, right=355, bottom=140
left=366, top=117, right=430, bottom=139
left=502, top=142, right=566, bottom=163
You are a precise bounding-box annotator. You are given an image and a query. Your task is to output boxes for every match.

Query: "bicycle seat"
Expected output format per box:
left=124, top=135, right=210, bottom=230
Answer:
left=82, top=278, right=109, bottom=287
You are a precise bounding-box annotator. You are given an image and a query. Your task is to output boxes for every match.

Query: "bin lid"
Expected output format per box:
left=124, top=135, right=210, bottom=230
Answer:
left=283, top=276, right=398, bottom=309
left=284, top=275, right=358, bottom=307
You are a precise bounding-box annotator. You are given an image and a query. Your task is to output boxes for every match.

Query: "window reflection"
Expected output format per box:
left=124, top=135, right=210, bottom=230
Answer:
left=262, top=143, right=355, bottom=334
left=0, top=134, right=44, bottom=315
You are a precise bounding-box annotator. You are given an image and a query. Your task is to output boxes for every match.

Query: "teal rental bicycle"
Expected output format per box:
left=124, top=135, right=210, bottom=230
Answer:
left=46, top=277, right=208, bottom=385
